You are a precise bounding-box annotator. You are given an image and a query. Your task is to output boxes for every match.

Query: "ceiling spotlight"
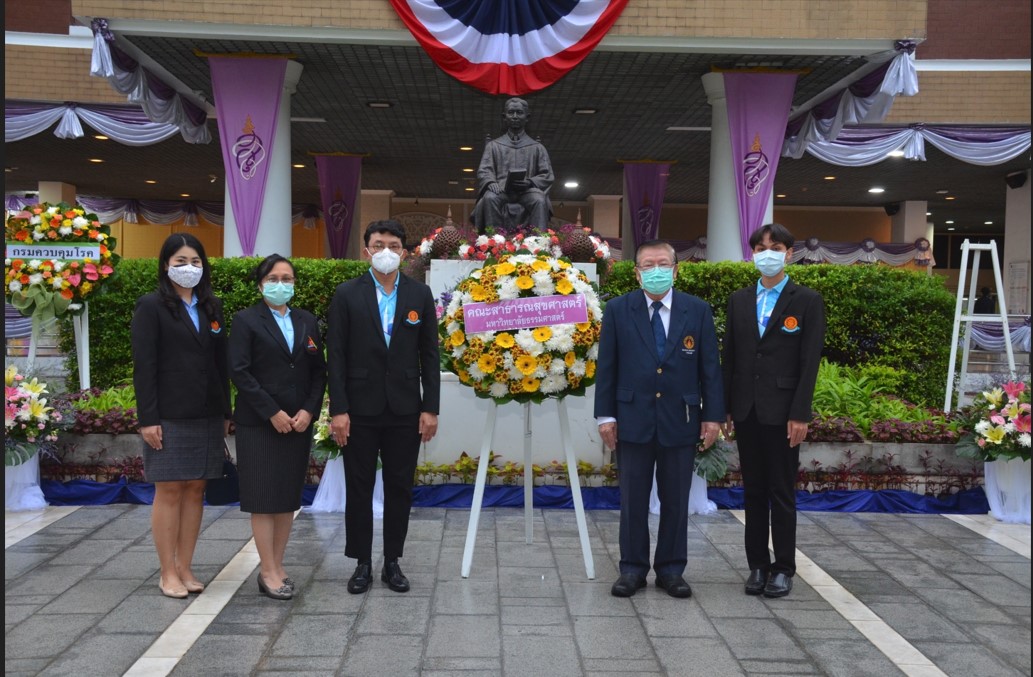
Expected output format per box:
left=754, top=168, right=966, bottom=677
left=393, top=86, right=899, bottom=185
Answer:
left=776, top=193, right=787, bottom=198
left=564, top=181, right=579, bottom=188
left=926, top=212, right=932, bottom=216
left=4, top=167, right=14, bottom=173
left=180, top=193, right=190, bottom=198
left=573, top=108, right=597, bottom=115
left=887, top=150, right=905, bottom=157
left=947, top=227, right=956, bottom=231
left=209, top=174, right=218, bottom=183
left=448, top=180, right=458, bottom=185
left=88, top=158, right=104, bottom=163
left=367, top=101, right=392, bottom=109
left=945, top=220, right=955, bottom=224
left=292, top=163, right=305, bottom=168
left=868, top=187, right=885, bottom=194
left=824, top=176, right=836, bottom=180
left=145, top=180, right=157, bottom=184
left=936, top=189, right=949, bottom=194
left=945, top=196, right=956, bottom=200
left=984, top=220, right=993, bottom=225
left=462, top=168, right=474, bottom=173
left=464, top=187, right=475, bottom=192
left=94, top=135, right=109, bottom=141
left=459, top=146, right=473, bottom=151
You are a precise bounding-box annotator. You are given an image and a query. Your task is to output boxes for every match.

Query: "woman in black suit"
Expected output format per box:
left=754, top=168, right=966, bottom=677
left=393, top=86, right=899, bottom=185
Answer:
left=229, top=254, right=326, bottom=600
left=132, top=233, right=232, bottom=599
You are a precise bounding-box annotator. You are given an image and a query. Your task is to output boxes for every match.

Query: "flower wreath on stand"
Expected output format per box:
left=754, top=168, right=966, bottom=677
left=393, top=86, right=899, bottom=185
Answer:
left=439, top=252, right=603, bottom=404
left=5, top=203, right=119, bottom=319
left=5, top=365, right=64, bottom=466
left=955, top=379, right=1031, bottom=462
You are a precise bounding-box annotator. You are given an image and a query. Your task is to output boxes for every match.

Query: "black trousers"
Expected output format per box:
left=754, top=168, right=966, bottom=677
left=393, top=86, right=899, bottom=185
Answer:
left=735, top=408, right=800, bottom=576
left=616, top=438, right=695, bottom=578
left=341, top=413, right=421, bottom=562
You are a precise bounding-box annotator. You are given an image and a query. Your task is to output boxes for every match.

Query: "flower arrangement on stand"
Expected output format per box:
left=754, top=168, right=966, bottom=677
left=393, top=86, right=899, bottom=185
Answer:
left=5, top=202, right=119, bottom=318
left=417, top=222, right=611, bottom=266
left=5, top=365, right=64, bottom=466
left=439, top=252, right=603, bottom=404
left=310, top=401, right=340, bottom=463
left=955, top=379, right=1031, bottom=462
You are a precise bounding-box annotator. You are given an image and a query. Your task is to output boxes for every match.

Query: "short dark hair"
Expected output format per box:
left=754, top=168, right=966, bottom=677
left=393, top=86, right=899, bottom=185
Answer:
left=635, top=239, right=677, bottom=265
left=748, top=223, right=795, bottom=249
left=254, top=254, right=294, bottom=285
left=363, top=219, right=407, bottom=248
left=157, top=232, right=217, bottom=316
left=980, top=287, right=991, bottom=296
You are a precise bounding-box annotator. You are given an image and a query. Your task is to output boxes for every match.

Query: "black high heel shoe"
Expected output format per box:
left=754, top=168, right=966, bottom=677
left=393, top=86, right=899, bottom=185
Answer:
left=258, top=575, right=293, bottom=600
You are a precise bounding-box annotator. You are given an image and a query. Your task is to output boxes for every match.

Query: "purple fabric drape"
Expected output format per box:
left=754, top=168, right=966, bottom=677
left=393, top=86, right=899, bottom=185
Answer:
left=623, top=163, right=670, bottom=249
left=209, top=58, right=287, bottom=256
left=315, top=156, right=362, bottom=258
left=725, top=72, right=798, bottom=260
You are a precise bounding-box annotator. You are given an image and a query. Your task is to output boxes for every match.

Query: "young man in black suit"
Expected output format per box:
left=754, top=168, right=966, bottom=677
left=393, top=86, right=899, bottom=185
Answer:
left=722, top=223, right=825, bottom=598
left=327, top=219, right=440, bottom=594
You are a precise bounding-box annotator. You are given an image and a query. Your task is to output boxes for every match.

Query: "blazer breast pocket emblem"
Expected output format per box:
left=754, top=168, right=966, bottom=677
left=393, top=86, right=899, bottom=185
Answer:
left=209, top=320, right=222, bottom=334
left=305, top=336, right=318, bottom=353
left=683, top=335, right=695, bottom=350
left=781, top=316, right=800, bottom=333
left=405, top=310, right=421, bottom=326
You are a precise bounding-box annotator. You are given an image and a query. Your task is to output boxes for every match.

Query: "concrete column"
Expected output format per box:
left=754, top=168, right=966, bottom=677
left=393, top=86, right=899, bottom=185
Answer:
left=356, top=189, right=394, bottom=259
left=587, top=195, right=621, bottom=240
left=890, top=200, right=934, bottom=273
left=224, top=60, right=304, bottom=258
left=38, top=181, right=76, bottom=205
left=701, top=72, right=741, bottom=262
left=1003, top=170, right=1031, bottom=314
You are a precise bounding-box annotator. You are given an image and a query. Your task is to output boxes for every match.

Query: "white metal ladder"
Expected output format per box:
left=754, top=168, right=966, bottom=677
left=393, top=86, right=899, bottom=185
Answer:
left=944, top=239, right=1017, bottom=411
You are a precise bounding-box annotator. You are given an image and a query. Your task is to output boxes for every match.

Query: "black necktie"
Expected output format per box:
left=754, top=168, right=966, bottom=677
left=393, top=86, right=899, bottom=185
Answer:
left=651, top=301, right=665, bottom=359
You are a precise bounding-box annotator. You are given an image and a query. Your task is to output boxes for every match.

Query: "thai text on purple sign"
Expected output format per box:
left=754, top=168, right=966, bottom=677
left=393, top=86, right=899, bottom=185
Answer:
left=464, top=294, right=589, bottom=333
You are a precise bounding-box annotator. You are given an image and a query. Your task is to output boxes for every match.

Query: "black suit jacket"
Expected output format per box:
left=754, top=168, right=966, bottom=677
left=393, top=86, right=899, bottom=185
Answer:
left=722, top=279, right=825, bottom=425
left=229, top=302, right=327, bottom=427
left=131, top=292, right=232, bottom=427
left=326, top=271, right=441, bottom=418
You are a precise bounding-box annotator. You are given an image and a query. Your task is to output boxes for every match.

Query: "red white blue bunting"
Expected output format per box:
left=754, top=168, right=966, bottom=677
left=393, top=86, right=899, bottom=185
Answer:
left=389, top=0, right=629, bottom=95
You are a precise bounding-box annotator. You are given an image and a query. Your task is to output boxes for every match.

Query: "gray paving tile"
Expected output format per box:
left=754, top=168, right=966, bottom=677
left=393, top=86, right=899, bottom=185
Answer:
left=38, top=578, right=136, bottom=614
left=710, top=617, right=809, bottom=661
left=502, top=635, right=580, bottom=677
left=36, top=632, right=155, bottom=677
left=96, top=593, right=198, bottom=633
left=433, top=579, right=499, bottom=615
left=913, top=641, right=1021, bottom=677
left=914, top=586, right=1017, bottom=623
left=340, top=634, right=423, bottom=676
left=4, top=658, right=52, bottom=675
left=257, top=655, right=342, bottom=672
left=582, top=658, right=663, bottom=672
left=496, top=566, right=563, bottom=597
left=865, top=601, right=972, bottom=643
left=653, top=636, right=746, bottom=676
left=425, top=615, right=501, bottom=658
left=806, top=638, right=908, bottom=677
left=562, top=580, right=638, bottom=616
left=353, top=595, right=430, bottom=635
left=171, top=634, right=271, bottom=676
left=967, top=623, right=1033, bottom=673
left=4, top=564, right=93, bottom=598
left=269, top=613, right=354, bottom=657
left=949, top=573, right=1032, bottom=607
left=572, top=615, right=654, bottom=660
left=4, top=613, right=103, bottom=659
left=4, top=551, right=58, bottom=579
left=421, top=656, right=502, bottom=671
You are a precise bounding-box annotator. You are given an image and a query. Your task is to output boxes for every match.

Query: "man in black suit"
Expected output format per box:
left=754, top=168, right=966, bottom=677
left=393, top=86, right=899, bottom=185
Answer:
left=595, top=240, right=724, bottom=598
left=327, top=220, right=440, bottom=594
left=722, top=223, right=825, bottom=598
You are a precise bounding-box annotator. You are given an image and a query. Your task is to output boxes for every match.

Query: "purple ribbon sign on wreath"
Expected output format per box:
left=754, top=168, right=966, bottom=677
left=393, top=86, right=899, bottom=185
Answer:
left=724, top=72, right=797, bottom=260
left=464, top=294, right=588, bottom=334
left=209, top=57, right=288, bottom=256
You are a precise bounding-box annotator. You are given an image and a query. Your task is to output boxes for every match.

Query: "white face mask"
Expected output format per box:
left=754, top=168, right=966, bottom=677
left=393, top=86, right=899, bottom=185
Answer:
left=369, top=248, right=401, bottom=275
left=753, top=249, right=786, bottom=278
left=167, top=263, right=203, bottom=289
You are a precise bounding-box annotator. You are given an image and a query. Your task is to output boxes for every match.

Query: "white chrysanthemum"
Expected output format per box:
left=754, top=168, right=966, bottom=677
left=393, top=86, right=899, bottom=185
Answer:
left=459, top=244, right=473, bottom=258
left=451, top=346, right=466, bottom=359
left=68, top=303, right=82, bottom=311
left=52, top=260, right=64, bottom=272
left=51, top=277, right=63, bottom=289
left=460, top=292, right=474, bottom=305
left=549, top=358, right=566, bottom=376
left=510, top=254, right=537, bottom=266
left=45, top=206, right=59, bottom=215
left=489, top=382, right=509, bottom=398
left=515, top=329, right=538, bottom=353
left=28, top=259, right=42, bottom=269
left=587, top=344, right=599, bottom=360
left=419, top=240, right=432, bottom=256
left=9, top=280, right=23, bottom=292
left=540, top=375, right=566, bottom=394
left=72, top=216, right=89, bottom=228
left=95, top=233, right=105, bottom=241
left=532, top=274, right=554, bottom=296
left=32, top=231, right=44, bottom=240
left=28, top=273, right=43, bottom=285
left=569, top=358, right=587, bottom=377
left=472, top=331, right=495, bottom=344
left=29, top=215, right=42, bottom=225
left=571, top=277, right=592, bottom=294
left=1004, top=422, right=1016, bottom=434
left=468, top=363, right=486, bottom=380
left=497, top=277, right=520, bottom=300
left=974, top=420, right=991, bottom=434
left=554, top=335, right=576, bottom=353
left=58, top=225, right=72, bottom=236
left=4, top=258, right=9, bottom=266
left=1020, top=433, right=1031, bottom=448
left=446, top=321, right=460, bottom=335
left=508, top=365, right=524, bottom=380
left=475, top=235, right=489, bottom=247
left=446, top=295, right=462, bottom=315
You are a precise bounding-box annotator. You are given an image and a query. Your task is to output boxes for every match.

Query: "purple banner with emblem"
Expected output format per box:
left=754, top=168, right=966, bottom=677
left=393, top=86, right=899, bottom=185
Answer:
left=209, top=57, right=287, bottom=256
left=624, top=163, right=670, bottom=250
left=464, top=293, right=588, bottom=334
left=724, top=72, right=797, bottom=260
left=315, top=155, right=362, bottom=258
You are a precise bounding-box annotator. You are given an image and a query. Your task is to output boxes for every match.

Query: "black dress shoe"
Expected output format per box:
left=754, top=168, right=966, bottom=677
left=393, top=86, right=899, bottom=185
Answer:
left=610, top=573, right=647, bottom=597
left=655, top=574, right=693, bottom=598
left=257, top=575, right=293, bottom=600
left=381, top=559, right=410, bottom=593
left=745, top=569, right=768, bottom=596
left=347, top=561, right=373, bottom=594
left=763, top=572, right=793, bottom=598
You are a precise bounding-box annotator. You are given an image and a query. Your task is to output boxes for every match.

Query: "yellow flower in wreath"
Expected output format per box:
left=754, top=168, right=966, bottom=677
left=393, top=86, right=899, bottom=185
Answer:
left=495, top=332, right=515, bottom=348
left=555, top=278, right=574, bottom=295
left=564, top=351, right=577, bottom=368
left=516, top=275, right=534, bottom=290
left=495, top=261, right=516, bottom=276
left=515, top=354, right=538, bottom=376
left=477, top=353, right=498, bottom=373
left=458, top=369, right=471, bottom=384
left=521, top=376, right=541, bottom=392
left=585, top=360, right=597, bottom=378
left=469, top=284, right=488, bottom=302
left=532, top=326, right=552, bottom=342
left=449, top=329, right=466, bottom=347
left=531, top=259, right=551, bottom=272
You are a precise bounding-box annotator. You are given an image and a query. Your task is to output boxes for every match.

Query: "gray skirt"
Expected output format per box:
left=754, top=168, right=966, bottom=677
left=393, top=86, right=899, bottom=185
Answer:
left=235, top=423, right=312, bottom=514
left=142, top=417, right=224, bottom=482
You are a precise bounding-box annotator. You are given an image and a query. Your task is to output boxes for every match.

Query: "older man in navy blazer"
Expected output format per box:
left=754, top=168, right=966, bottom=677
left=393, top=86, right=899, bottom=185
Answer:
left=595, top=239, right=724, bottom=598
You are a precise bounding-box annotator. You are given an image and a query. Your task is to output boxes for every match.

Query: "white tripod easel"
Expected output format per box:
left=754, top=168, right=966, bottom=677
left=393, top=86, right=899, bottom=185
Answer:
left=460, top=398, right=596, bottom=579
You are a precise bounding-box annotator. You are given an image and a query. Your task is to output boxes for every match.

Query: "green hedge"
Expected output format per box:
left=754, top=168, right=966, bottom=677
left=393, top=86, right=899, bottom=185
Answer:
left=61, top=258, right=954, bottom=406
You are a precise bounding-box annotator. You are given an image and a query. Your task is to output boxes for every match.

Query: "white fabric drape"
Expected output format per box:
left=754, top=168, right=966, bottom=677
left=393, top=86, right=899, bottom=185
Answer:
left=5, top=452, right=48, bottom=512
left=5, top=103, right=182, bottom=145
left=983, top=458, right=1031, bottom=525
left=649, top=470, right=717, bottom=516
left=307, top=457, right=384, bottom=517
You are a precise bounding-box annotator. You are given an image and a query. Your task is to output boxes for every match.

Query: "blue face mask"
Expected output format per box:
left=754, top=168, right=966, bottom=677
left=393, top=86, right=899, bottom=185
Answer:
left=262, top=282, right=295, bottom=307
left=639, top=266, right=674, bottom=295
left=753, top=249, right=786, bottom=277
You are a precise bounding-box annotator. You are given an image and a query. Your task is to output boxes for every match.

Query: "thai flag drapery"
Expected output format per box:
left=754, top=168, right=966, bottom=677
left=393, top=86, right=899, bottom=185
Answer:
left=389, top=0, right=629, bottom=95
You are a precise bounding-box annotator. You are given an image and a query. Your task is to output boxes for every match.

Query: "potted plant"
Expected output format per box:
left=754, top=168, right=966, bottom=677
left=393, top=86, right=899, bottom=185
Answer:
left=955, top=379, right=1031, bottom=524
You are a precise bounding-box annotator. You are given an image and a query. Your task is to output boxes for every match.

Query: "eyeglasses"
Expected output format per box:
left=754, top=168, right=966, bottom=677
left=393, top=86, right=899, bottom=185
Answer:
left=368, top=243, right=404, bottom=252
left=263, top=276, right=295, bottom=284
left=635, top=264, right=675, bottom=271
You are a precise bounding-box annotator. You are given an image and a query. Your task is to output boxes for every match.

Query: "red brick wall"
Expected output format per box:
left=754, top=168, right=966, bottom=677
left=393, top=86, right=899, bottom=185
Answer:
left=5, top=0, right=72, bottom=34
left=921, top=0, right=1030, bottom=59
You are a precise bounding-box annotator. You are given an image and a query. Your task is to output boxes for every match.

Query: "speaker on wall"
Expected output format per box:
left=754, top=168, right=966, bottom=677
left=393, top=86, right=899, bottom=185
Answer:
left=884, top=203, right=901, bottom=216
left=1005, top=171, right=1028, bottom=189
